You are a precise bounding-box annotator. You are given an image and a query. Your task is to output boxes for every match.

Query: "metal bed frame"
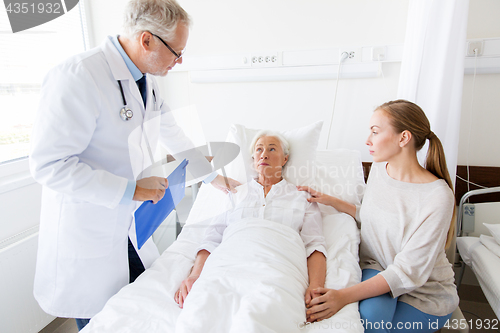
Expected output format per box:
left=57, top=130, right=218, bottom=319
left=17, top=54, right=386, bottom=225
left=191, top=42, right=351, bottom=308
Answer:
left=455, top=186, right=500, bottom=288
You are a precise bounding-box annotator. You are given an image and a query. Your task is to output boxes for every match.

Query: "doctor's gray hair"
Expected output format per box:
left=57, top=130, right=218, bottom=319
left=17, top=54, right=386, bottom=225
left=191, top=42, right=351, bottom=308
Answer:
left=249, top=130, right=290, bottom=157
left=123, top=0, right=191, bottom=41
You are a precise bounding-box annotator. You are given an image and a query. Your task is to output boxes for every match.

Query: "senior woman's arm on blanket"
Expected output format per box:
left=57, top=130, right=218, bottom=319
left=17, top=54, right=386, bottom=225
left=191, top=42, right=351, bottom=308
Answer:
left=174, top=213, right=228, bottom=308
left=175, top=249, right=211, bottom=308
left=301, top=201, right=328, bottom=307
left=305, top=250, right=326, bottom=305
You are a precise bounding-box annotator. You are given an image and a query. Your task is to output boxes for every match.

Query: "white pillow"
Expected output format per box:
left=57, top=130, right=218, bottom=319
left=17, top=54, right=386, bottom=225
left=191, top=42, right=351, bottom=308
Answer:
left=315, top=150, right=365, bottom=203
left=224, top=121, right=323, bottom=186
left=484, top=223, right=500, bottom=245
left=312, top=149, right=365, bottom=215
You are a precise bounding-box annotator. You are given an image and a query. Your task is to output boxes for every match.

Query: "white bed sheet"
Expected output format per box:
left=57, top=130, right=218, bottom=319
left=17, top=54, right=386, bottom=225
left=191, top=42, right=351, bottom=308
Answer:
left=480, top=235, right=500, bottom=258
left=457, top=236, right=500, bottom=319
left=82, top=150, right=365, bottom=333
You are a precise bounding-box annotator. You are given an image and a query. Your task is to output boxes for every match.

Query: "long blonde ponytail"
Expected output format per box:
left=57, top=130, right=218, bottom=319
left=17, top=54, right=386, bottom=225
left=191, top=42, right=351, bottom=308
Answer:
left=425, top=132, right=456, bottom=249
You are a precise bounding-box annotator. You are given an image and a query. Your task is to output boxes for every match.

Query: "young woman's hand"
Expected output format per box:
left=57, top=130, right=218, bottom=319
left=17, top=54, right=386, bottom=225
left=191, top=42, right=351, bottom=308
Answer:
left=306, top=288, right=348, bottom=323
left=297, top=186, right=357, bottom=219
left=297, top=186, right=333, bottom=206
left=174, top=275, right=199, bottom=308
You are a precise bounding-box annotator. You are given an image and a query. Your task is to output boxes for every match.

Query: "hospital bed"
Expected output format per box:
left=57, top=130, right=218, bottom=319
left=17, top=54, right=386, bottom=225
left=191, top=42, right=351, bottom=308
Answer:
left=456, top=187, right=500, bottom=320
left=82, top=123, right=366, bottom=332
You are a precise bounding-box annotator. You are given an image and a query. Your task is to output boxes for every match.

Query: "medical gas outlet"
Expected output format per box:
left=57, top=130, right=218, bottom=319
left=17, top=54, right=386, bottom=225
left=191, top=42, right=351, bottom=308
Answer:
left=463, top=203, right=475, bottom=234
left=251, top=52, right=279, bottom=67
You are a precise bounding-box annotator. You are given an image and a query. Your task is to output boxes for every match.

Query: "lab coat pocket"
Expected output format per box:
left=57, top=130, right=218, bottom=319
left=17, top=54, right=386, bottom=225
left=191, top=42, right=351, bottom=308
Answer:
left=59, top=203, right=119, bottom=259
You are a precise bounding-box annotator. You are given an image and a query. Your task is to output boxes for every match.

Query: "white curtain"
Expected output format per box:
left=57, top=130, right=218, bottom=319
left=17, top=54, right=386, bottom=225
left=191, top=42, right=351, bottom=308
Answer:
left=397, top=0, right=469, bottom=187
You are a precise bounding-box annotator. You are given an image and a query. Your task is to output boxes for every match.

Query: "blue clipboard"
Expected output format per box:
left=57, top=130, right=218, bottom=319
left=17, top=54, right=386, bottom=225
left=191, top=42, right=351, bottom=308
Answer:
left=135, top=159, right=188, bottom=249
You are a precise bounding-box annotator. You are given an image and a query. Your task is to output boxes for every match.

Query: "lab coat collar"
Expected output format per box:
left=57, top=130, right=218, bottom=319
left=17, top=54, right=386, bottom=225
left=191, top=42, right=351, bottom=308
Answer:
left=102, top=36, right=134, bottom=81
left=101, top=36, right=146, bottom=110
left=110, top=35, right=143, bottom=81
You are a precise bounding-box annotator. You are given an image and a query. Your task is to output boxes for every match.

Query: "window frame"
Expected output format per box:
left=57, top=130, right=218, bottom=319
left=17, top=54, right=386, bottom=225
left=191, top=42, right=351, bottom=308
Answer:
left=0, top=158, right=34, bottom=194
left=0, top=0, right=91, bottom=190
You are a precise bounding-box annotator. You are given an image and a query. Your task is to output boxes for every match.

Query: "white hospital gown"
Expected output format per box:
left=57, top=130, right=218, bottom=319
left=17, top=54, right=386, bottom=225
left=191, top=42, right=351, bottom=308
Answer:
left=197, top=178, right=327, bottom=258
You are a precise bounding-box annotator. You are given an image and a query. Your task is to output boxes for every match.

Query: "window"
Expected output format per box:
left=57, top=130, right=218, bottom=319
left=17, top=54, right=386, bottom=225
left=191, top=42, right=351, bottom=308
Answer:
left=0, top=1, right=89, bottom=165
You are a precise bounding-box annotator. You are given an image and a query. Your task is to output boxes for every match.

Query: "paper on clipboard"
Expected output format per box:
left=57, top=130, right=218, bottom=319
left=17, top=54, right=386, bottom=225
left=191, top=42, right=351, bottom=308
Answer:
left=135, top=159, right=188, bottom=249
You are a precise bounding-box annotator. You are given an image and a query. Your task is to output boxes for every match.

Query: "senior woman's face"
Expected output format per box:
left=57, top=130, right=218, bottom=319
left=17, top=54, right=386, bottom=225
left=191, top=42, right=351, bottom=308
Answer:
left=253, top=136, right=288, bottom=177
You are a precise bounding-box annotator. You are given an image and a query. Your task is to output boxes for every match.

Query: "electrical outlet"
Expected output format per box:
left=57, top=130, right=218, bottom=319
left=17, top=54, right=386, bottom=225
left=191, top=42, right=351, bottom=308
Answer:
left=251, top=52, right=279, bottom=67
left=339, top=48, right=361, bottom=62
left=372, top=46, right=387, bottom=61
left=467, top=40, right=483, bottom=56
left=463, top=203, right=475, bottom=233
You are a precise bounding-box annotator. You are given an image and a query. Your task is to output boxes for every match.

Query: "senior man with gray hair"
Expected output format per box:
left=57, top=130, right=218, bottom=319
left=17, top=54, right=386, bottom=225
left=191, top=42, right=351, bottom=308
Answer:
left=29, top=0, right=239, bottom=330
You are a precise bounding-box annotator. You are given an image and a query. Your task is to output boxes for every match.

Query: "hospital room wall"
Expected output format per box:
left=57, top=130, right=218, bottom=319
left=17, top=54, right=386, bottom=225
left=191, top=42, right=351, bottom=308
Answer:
left=459, top=0, right=500, bottom=167
left=85, top=0, right=500, bottom=168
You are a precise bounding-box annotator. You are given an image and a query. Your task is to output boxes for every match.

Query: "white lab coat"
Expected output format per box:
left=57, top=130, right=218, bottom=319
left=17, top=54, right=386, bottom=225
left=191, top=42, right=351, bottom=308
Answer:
left=29, top=36, right=194, bottom=318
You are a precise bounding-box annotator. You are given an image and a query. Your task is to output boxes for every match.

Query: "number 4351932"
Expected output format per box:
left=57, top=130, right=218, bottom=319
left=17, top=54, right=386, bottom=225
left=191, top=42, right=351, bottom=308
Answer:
left=6, top=2, right=62, bottom=14
left=444, top=318, right=498, bottom=330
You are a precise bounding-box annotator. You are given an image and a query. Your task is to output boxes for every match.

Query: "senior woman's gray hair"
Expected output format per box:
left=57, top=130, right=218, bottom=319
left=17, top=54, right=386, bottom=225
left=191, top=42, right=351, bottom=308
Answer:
left=249, top=130, right=290, bottom=157
left=123, top=0, right=191, bottom=41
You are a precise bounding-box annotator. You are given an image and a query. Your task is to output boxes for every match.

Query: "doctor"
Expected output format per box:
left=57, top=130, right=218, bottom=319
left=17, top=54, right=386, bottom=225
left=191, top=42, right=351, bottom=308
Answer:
left=29, top=0, right=239, bottom=330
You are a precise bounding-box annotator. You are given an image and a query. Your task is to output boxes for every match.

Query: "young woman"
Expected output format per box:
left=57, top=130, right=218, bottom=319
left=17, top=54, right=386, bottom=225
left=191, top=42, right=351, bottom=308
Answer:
left=298, top=100, right=458, bottom=332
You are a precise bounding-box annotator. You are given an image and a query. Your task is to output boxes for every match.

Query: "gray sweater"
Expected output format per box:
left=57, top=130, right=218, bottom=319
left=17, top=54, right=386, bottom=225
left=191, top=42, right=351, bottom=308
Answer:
left=356, top=162, right=459, bottom=316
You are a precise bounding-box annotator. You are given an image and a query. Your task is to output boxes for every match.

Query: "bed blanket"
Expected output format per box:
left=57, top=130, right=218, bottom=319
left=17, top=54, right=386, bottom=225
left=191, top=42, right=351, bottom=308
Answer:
left=82, top=213, right=363, bottom=333
left=176, top=218, right=309, bottom=332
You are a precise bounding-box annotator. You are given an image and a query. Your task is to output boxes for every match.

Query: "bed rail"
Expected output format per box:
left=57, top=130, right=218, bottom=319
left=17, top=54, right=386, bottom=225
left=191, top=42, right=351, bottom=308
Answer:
left=456, top=186, right=500, bottom=289
left=457, top=186, right=500, bottom=237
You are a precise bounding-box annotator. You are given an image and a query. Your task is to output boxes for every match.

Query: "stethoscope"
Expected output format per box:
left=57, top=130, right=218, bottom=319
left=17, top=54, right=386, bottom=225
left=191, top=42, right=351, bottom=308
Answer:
left=117, top=79, right=157, bottom=165
left=118, top=80, right=134, bottom=121
left=117, top=80, right=156, bottom=121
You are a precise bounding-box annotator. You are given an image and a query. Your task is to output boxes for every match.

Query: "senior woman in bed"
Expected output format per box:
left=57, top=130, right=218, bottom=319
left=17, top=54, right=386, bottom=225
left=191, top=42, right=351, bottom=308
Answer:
left=174, top=131, right=327, bottom=311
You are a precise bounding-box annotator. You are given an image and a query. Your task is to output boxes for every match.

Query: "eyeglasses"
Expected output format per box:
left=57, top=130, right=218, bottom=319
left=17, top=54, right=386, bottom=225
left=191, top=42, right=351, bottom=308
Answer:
left=151, top=33, right=184, bottom=61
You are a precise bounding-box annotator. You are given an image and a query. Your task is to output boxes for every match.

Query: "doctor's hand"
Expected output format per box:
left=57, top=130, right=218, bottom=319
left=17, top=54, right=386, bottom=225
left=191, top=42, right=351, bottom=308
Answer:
left=210, top=174, right=241, bottom=194
left=174, top=275, right=199, bottom=308
left=306, top=288, right=347, bottom=323
left=296, top=186, right=334, bottom=206
left=133, top=177, right=169, bottom=204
